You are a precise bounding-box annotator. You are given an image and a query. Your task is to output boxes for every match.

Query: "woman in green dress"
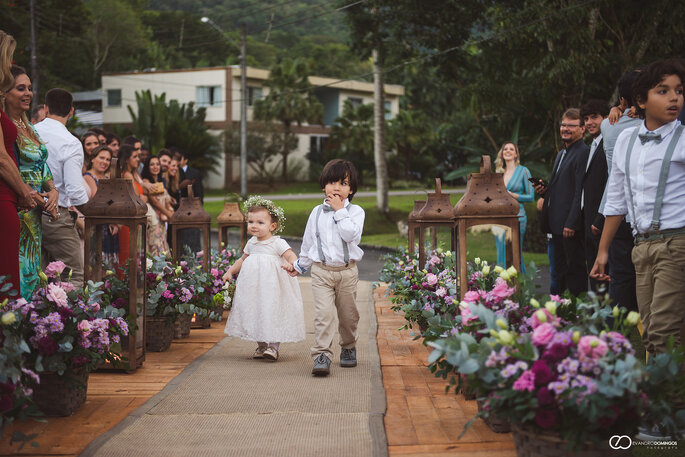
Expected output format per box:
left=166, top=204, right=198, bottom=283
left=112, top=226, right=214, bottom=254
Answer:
left=3, top=66, right=58, bottom=299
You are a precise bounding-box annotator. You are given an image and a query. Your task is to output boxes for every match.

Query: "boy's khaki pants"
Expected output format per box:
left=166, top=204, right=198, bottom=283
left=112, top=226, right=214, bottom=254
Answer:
left=310, top=262, right=359, bottom=360
left=632, top=233, right=685, bottom=355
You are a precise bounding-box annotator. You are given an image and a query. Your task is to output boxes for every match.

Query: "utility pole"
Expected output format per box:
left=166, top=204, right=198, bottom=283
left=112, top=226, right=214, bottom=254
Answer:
left=201, top=17, right=248, bottom=198
left=373, top=48, right=388, bottom=213
left=240, top=23, right=247, bottom=199
left=29, top=0, right=40, bottom=112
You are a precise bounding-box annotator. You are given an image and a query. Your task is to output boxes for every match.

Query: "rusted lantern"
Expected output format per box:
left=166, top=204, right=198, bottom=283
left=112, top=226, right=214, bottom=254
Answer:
left=408, top=179, right=457, bottom=268
left=454, top=155, right=521, bottom=298
left=217, top=202, right=247, bottom=250
left=170, top=185, right=211, bottom=272
left=81, top=158, right=147, bottom=371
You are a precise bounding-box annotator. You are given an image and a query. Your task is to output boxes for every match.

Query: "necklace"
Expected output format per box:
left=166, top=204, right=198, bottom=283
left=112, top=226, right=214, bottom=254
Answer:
left=11, top=116, right=27, bottom=130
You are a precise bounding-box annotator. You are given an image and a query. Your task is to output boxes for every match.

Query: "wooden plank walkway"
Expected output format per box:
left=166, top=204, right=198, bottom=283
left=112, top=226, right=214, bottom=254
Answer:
left=373, top=285, right=516, bottom=457
left=0, top=317, right=227, bottom=457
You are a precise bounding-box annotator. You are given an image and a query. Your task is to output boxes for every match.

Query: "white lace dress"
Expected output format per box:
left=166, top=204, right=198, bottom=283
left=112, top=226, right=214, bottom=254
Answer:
left=224, top=236, right=305, bottom=343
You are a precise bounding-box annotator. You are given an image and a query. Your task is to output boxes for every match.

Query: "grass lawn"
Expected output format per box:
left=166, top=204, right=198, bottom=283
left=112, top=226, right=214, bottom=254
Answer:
left=206, top=193, right=549, bottom=266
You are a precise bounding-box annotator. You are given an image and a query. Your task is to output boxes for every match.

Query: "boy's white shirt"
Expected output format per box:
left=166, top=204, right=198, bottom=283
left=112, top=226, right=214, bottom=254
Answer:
left=294, top=198, right=365, bottom=273
left=603, top=119, right=685, bottom=234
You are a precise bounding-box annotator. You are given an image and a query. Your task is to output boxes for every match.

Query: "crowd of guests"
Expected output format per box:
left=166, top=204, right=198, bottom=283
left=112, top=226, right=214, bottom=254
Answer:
left=0, top=30, right=204, bottom=301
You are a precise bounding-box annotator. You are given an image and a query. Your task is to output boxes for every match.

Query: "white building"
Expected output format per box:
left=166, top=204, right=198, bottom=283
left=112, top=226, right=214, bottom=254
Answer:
left=101, top=66, right=404, bottom=189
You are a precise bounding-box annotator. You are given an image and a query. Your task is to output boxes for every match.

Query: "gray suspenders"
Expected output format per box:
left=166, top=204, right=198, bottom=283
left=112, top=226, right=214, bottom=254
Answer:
left=315, top=205, right=350, bottom=265
left=625, top=125, right=684, bottom=232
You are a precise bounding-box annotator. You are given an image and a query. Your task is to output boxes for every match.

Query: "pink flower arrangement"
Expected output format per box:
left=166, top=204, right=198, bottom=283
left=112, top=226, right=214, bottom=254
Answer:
left=45, top=283, right=69, bottom=308
left=44, top=261, right=66, bottom=278
left=577, top=335, right=608, bottom=361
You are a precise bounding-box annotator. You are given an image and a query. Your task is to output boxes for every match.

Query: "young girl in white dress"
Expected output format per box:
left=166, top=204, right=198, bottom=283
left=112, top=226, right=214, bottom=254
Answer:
left=223, top=196, right=305, bottom=361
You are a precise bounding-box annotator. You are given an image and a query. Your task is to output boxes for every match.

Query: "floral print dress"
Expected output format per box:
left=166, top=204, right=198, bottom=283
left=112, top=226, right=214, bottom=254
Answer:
left=17, top=125, right=53, bottom=299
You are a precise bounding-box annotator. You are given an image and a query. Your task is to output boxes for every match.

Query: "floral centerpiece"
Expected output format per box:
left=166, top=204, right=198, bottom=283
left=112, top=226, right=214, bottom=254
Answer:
left=380, top=249, right=458, bottom=332
left=0, top=278, right=40, bottom=434
left=429, top=294, right=685, bottom=450
left=1, top=263, right=129, bottom=416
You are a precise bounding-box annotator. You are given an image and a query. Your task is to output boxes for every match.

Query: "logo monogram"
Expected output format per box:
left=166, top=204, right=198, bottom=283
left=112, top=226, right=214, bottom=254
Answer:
left=609, top=435, right=632, bottom=450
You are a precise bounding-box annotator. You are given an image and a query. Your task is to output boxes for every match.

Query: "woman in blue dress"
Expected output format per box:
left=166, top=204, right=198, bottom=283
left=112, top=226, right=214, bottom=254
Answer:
left=492, top=142, right=534, bottom=272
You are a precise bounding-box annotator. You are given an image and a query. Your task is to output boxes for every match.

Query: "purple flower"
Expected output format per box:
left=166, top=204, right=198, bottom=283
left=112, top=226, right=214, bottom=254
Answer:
left=179, top=287, right=193, bottom=303
left=512, top=369, right=536, bottom=392
left=36, top=336, right=58, bottom=355
left=531, top=360, right=555, bottom=386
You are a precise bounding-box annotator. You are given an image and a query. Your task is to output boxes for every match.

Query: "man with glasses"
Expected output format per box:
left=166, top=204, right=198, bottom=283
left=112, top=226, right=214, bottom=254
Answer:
left=536, top=108, right=589, bottom=296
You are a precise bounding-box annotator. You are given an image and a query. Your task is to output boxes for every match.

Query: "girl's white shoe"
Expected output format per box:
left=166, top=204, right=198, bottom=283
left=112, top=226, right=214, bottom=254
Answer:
left=263, top=347, right=279, bottom=361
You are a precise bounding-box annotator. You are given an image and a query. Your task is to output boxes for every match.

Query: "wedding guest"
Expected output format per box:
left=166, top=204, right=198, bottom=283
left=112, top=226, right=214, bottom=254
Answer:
left=81, top=131, right=99, bottom=174
left=0, top=30, right=38, bottom=296
left=492, top=142, right=534, bottom=272
left=106, top=133, right=120, bottom=157
left=141, top=155, right=172, bottom=257
left=3, top=65, right=58, bottom=299
left=36, top=88, right=89, bottom=288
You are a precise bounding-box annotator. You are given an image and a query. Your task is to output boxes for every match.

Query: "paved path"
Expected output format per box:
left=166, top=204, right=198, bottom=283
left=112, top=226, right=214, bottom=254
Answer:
left=82, top=279, right=387, bottom=457
left=205, top=188, right=465, bottom=202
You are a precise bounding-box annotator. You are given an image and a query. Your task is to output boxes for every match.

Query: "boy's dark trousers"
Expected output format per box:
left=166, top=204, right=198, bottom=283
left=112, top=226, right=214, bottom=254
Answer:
left=551, top=230, right=587, bottom=297
left=608, top=219, right=638, bottom=312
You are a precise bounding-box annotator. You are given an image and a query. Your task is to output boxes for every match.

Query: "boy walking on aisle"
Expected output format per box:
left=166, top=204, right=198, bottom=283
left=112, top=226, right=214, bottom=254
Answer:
left=591, top=59, right=685, bottom=358
left=287, top=159, right=365, bottom=376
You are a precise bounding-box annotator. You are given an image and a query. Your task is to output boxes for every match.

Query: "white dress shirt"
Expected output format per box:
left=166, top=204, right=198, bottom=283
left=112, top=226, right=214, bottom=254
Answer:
left=581, top=134, right=603, bottom=209
left=35, top=118, right=88, bottom=208
left=597, top=110, right=642, bottom=217
left=602, top=119, right=685, bottom=234
left=294, top=199, right=365, bottom=273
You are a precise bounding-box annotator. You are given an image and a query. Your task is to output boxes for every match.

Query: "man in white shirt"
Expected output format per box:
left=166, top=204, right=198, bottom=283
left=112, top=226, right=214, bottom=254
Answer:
left=35, top=89, right=89, bottom=287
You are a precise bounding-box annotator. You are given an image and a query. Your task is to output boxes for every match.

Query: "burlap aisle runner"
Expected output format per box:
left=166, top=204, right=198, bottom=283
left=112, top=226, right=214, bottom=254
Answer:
left=82, top=278, right=386, bottom=457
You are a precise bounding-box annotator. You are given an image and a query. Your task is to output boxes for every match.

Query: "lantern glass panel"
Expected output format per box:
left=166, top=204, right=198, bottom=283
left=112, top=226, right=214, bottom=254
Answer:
left=133, top=223, right=146, bottom=352
left=177, top=228, right=203, bottom=255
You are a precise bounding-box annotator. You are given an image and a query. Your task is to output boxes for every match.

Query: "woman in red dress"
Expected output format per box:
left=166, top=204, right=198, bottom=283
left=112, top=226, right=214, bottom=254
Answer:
left=0, top=30, right=39, bottom=296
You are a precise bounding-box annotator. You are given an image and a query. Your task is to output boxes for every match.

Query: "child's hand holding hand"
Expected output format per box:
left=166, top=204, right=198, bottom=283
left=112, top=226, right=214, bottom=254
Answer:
left=281, top=262, right=299, bottom=277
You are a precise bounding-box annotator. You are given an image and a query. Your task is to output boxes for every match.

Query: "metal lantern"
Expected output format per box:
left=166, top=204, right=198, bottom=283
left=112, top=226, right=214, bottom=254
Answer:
left=217, top=202, right=247, bottom=250
left=454, top=155, right=521, bottom=298
left=81, top=159, right=147, bottom=371
left=408, top=179, right=457, bottom=268
left=170, top=185, right=211, bottom=272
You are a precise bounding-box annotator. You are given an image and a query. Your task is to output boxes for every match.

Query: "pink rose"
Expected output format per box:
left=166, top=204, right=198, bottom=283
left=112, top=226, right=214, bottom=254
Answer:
left=78, top=320, right=92, bottom=335
left=463, top=290, right=481, bottom=303
left=490, top=277, right=515, bottom=299
left=532, top=323, right=556, bottom=346
left=530, top=309, right=560, bottom=329
left=430, top=255, right=441, bottom=265
left=460, top=305, right=478, bottom=325
left=46, top=283, right=69, bottom=308
left=45, top=261, right=66, bottom=278
left=577, top=335, right=609, bottom=360
left=425, top=273, right=438, bottom=286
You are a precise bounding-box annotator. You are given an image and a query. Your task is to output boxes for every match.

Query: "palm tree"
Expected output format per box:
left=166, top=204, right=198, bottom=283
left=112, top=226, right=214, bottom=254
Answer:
left=254, top=58, right=323, bottom=182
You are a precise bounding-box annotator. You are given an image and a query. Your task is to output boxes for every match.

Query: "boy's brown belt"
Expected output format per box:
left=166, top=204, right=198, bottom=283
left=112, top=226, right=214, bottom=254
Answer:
left=634, top=226, right=685, bottom=244
left=314, top=261, right=356, bottom=271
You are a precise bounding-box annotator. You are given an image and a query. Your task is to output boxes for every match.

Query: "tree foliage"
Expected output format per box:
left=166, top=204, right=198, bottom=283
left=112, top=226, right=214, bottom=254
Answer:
left=125, top=90, right=221, bottom=175
left=254, top=58, right=323, bottom=181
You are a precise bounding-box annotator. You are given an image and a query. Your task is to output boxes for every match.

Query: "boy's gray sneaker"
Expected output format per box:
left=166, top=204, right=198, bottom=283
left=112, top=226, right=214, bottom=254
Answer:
left=340, top=347, right=357, bottom=367
left=312, top=354, right=331, bottom=376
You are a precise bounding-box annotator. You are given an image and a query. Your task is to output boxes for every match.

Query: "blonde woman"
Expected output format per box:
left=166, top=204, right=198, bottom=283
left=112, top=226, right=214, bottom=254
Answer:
left=492, top=142, right=534, bottom=271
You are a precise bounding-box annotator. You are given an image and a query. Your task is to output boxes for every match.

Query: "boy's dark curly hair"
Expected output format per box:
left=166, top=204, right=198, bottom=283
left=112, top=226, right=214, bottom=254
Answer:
left=633, top=58, right=685, bottom=118
left=319, top=159, right=359, bottom=201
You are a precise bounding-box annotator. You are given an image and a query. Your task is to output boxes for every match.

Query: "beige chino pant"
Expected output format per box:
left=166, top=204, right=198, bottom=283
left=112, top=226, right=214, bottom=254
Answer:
left=632, top=233, right=685, bottom=355
left=41, top=208, right=84, bottom=287
left=310, top=262, right=360, bottom=360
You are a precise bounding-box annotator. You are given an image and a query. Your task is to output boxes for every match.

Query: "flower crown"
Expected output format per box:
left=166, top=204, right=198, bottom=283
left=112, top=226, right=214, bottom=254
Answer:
left=242, top=195, right=286, bottom=234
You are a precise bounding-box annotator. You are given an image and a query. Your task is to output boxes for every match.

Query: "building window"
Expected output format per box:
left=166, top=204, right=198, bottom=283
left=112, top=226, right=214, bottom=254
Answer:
left=196, top=86, right=221, bottom=107
left=348, top=97, right=363, bottom=108
left=384, top=101, right=393, bottom=120
left=247, top=87, right=263, bottom=106
left=106, top=89, right=122, bottom=107
left=310, top=135, right=328, bottom=155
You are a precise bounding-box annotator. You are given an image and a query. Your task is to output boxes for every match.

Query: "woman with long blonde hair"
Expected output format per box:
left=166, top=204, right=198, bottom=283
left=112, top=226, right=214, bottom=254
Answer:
left=492, top=142, right=534, bottom=271
left=0, top=31, right=40, bottom=297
